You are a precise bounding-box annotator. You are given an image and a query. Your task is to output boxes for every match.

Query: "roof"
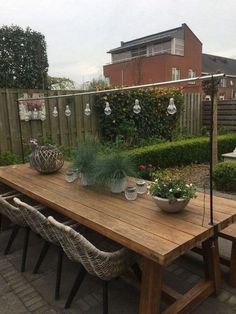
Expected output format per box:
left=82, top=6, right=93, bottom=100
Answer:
left=202, top=53, right=236, bottom=75
left=108, top=24, right=184, bottom=54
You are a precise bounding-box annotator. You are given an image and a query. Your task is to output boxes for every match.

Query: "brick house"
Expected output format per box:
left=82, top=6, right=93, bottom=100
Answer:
left=103, top=24, right=236, bottom=99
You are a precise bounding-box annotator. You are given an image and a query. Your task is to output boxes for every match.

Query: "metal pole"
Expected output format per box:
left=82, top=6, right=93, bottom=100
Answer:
left=17, top=73, right=226, bottom=102
left=209, top=75, right=214, bottom=225
left=16, top=100, right=25, bottom=163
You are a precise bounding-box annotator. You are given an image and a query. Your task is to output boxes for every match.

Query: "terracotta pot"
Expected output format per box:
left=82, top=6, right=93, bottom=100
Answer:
left=152, top=196, right=190, bottom=213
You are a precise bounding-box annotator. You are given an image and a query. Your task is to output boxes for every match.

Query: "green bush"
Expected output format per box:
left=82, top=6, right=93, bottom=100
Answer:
left=95, top=87, right=184, bottom=145
left=0, top=151, right=21, bottom=166
left=213, top=162, right=236, bottom=191
left=124, top=133, right=236, bottom=169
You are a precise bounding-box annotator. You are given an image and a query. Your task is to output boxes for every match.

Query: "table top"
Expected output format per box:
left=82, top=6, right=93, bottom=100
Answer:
left=1, top=163, right=236, bottom=265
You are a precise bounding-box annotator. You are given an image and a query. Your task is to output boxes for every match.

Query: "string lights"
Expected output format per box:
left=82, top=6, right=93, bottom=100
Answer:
left=24, top=98, right=176, bottom=121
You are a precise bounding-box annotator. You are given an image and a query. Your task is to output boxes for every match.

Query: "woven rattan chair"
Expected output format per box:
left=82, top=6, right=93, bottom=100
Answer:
left=48, top=216, right=140, bottom=313
left=0, top=194, right=31, bottom=272
left=14, top=197, right=78, bottom=300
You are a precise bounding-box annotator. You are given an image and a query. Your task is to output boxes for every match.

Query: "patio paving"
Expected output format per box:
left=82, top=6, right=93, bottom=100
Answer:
left=1, top=220, right=236, bottom=313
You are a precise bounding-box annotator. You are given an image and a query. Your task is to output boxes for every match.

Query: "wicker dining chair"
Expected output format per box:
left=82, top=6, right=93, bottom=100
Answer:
left=0, top=194, right=32, bottom=272
left=14, top=197, right=79, bottom=300
left=48, top=216, right=140, bottom=313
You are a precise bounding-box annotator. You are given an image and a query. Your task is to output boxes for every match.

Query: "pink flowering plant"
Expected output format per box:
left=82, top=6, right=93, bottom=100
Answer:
left=137, top=163, right=156, bottom=180
left=149, top=178, right=196, bottom=200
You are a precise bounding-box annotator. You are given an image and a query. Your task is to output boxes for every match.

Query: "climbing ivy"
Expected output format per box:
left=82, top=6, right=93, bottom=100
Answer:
left=95, top=87, right=184, bottom=144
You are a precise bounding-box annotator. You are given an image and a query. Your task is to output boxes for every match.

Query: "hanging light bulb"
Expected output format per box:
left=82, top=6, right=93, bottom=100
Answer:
left=52, top=106, right=58, bottom=118
left=32, top=108, right=38, bottom=119
left=84, top=103, right=91, bottom=116
left=133, top=99, right=141, bottom=114
left=25, top=112, right=30, bottom=122
left=40, top=111, right=46, bottom=121
left=65, top=105, right=71, bottom=117
left=167, top=98, right=177, bottom=115
left=104, top=101, right=112, bottom=115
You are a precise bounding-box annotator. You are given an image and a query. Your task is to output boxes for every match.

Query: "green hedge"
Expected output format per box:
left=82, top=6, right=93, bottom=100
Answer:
left=125, top=133, right=236, bottom=168
left=213, top=161, right=236, bottom=191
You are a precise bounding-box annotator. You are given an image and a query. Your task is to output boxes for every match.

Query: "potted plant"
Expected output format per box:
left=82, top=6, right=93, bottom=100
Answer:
left=72, top=136, right=100, bottom=186
left=149, top=178, right=196, bottom=213
left=94, top=154, right=137, bottom=193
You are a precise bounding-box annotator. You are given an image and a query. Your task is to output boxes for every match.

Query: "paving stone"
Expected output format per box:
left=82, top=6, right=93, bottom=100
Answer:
left=217, top=290, right=232, bottom=302
left=166, top=263, right=179, bottom=272
left=83, top=293, right=99, bottom=307
left=76, top=298, right=90, bottom=312
left=0, top=292, right=27, bottom=313
left=173, top=267, right=185, bottom=276
left=28, top=300, right=47, bottom=312
left=226, top=295, right=236, bottom=306
left=187, top=274, right=200, bottom=284
left=24, top=295, right=43, bottom=307
left=14, top=283, right=32, bottom=294
left=32, top=305, right=50, bottom=313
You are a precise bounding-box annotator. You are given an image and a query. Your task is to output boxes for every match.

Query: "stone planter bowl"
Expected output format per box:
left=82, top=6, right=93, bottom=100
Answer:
left=152, top=196, right=190, bottom=213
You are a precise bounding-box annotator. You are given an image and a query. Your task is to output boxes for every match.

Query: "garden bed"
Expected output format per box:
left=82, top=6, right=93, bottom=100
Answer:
left=157, top=163, right=236, bottom=197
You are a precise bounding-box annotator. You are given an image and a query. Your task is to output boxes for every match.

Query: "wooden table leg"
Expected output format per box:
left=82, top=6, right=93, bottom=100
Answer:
left=202, top=237, right=221, bottom=294
left=139, top=258, right=163, bottom=314
left=229, top=241, right=236, bottom=287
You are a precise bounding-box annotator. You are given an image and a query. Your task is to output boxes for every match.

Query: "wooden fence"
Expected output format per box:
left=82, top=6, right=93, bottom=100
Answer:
left=202, top=100, right=236, bottom=131
left=180, top=93, right=202, bottom=135
left=0, top=89, right=202, bottom=156
left=0, top=89, right=100, bottom=156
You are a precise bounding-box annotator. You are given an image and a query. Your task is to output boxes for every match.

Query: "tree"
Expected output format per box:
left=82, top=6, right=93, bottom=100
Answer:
left=0, top=25, right=48, bottom=89
left=87, top=77, right=109, bottom=90
left=48, top=76, right=76, bottom=90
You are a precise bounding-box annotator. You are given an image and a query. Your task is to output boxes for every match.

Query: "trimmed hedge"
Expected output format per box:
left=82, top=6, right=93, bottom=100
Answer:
left=125, top=133, right=236, bottom=169
left=213, top=161, right=236, bottom=191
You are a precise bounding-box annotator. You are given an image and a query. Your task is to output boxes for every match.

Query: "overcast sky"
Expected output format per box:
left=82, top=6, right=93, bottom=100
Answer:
left=1, top=0, right=236, bottom=86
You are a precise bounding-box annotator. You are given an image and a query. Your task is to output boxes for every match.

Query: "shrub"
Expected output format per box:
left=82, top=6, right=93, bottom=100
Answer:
left=125, top=133, right=236, bottom=169
left=0, top=151, right=21, bottom=165
left=213, top=162, right=236, bottom=191
left=95, top=87, right=184, bottom=145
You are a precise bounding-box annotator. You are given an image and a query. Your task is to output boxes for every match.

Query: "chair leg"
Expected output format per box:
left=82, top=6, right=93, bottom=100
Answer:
left=55, top=246, right=63, bottom=300
left=33, top=240, right=50, bottom=274
left=4, top=225, right=20, bottom=255
left=64, top=265, right=87, bottom=309
left=131, top=263, right=142, bottom=283
left=103, top=281, right=108, bottom=314
left=21, top=227, right=30, bottom=272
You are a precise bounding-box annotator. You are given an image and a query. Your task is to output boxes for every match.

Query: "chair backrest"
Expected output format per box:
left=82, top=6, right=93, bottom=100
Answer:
left=48, top=216, right=136, bottom=280
left=13, top=198, right=58, bottom=245
left=0, top=196, right=27, bottom=227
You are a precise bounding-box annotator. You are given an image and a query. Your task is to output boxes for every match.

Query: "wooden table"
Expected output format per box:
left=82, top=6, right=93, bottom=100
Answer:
left=1, top=164, right=236, bottom=313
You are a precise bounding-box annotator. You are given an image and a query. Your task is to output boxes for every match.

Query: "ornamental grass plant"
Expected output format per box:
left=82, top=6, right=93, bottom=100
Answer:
left=94, top=153, right=137, bottom=186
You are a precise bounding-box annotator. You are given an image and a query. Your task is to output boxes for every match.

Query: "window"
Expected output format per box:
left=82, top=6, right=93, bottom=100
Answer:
left=188, top=69, right=196, bottom=78
left=172, top=68, right=180, bottom=81
left=112, top=51, right=132, bottom=63
left=131, top=46, right=147, bottom=58
left=153, top=41, right=171, bottom=55
left=174, top=39, right=184, bottom=56
left=220, top=78, right=227, bottom=88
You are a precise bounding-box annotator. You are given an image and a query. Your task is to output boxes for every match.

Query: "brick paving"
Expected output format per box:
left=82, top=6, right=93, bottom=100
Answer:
left=1, top=226, right=236, bottom=313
